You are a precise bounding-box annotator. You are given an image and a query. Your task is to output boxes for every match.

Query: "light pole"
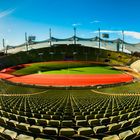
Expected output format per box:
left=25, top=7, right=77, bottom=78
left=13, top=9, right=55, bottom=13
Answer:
left=49, top=28, right=52, bottom=47
left=98, top=28, right=101, bottom=49
left=122, top=30, right=124, bottom=52
left=96, top=28, right=101, bottom=61
left=2, top=39, right=6, bottom=55
left=73, top=27, right=76, bottom=44
left=25, top=32, right=28, bottom=51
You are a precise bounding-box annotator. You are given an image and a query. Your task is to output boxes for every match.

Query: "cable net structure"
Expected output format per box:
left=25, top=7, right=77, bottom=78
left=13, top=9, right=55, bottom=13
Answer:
left=3, top=36, right=140, bottom=54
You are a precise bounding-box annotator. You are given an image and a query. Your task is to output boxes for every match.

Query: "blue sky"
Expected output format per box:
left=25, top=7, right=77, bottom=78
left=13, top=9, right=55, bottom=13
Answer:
left=0, top=0, right=140, bottom=47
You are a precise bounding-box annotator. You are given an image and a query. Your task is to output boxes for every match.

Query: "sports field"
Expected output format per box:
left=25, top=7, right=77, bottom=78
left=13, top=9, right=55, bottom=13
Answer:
left=12, top=61, right=121, bottom=75
left=0, top=61, right=133, bottom=87
left=42, top=66, right=122, bottom=74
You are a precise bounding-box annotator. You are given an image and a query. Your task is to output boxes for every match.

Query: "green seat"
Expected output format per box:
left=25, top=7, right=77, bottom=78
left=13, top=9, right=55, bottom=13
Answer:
left=93, top=125, right=108, bottom=134
left=63, top=115, right=72, bottom=120
left=18, top=111, right=25, bottom=116
left=46, top=111, right=54, bottom=115
left=107, top=123, right=121, bottom=132
left=119, top=110, right=126, bottom=115
left=110, top=116, right=120, bottom=123
left=119, top=120, right=132, bottom=128
left=54, top=111, right=62, bottom=115
left=48, top=120, right=60, bottom=127
left=78, top=127, right=93, bottom=136
left=16, top=134, right=34, bottom=140
left=59, top=128, right=75, bottom=136
left=82, top=111, right=90, bottom=116
left=43, top=127, right=58, bottom=135
left=104, top=113, right=111, bottom=118
left=29, top=125, right=43, bottom=133
left=119, top=114, right=128, bottom=121
left=37, top=119, right=48, bottom=126
left=51, top=115, right=60, bottom=120
left=3, top=129, right=17, bottom=139
left=35, top=138, right=52, bottom=140
left=42, top=114, right=51, bottom=120
left=85, top=114, right=95, bottom=120
left=2, top=112, right=10, bottom=118
left=112, top=111, right=119, bottom=116
left=18, top=116, right=28, bottom=123
left=102, top=135, right=120, bottom=140
left=34, top=113, right=42, bottom=119
left=6, top=120, right=19, bottom=128
left=128, top=112, right=135, bottom=119
left=73, top=112, right=82, bottom=116
left=119, top=130, right=136, bottom=140
left=95, top=114, right=104, bottom=119
left=0, top=126, right=5, bottom=133
left=16, top=122, right=30, bottom=131
left=75, top=115, right=85, bottom=120
left=27, top=118, right=37, bottom=125
left=61, top=120, right=73, bottom=127
left=88, top=119, right=100, bottom=126
left=100, top=117, right=110, bottom=125
left=76, top=120, right=87, bottom=127
left=132, top=126, right=140, bottom=135
left=131, top=116, right=140, bottom=125
left=26, top=112, right=33, bottom=118
left=0, top=117, right=9, bottom=126
left=9, top=114, right=18, bottom=121
left=128, top=118, right=135, bottom=125
left=74, top=136, right=99, bottom=140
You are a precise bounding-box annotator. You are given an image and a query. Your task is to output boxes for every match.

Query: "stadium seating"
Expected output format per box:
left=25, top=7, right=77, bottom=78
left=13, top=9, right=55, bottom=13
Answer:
left=0, top=44, right=137, bottom=69
left=0, top=80, right=140, bottom=139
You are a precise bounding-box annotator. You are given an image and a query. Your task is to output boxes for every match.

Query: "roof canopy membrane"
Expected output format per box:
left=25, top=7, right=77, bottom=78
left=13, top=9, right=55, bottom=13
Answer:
left=4, top=36, right=139, bottom=54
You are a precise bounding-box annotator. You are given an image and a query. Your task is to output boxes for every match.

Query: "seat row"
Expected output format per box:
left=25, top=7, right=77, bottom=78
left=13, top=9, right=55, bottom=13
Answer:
left=0, top=114, right=140, bottom=138
left=1, top=124, right=140, bottom=140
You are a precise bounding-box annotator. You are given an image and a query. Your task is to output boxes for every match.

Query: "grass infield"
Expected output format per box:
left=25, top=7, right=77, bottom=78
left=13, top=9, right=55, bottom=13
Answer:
left=41, top=66, right=121, bottom=74
left=12, top=61, right=122, bottom=75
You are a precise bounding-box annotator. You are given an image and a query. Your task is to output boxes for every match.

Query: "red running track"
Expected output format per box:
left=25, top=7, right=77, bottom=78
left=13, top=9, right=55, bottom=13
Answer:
left=0, top=73, right=133, bottom=87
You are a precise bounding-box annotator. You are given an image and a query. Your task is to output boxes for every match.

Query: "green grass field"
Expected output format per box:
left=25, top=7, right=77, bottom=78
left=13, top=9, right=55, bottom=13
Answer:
left=12, top=61, right=122, bottom=75
left=41, top=66, right=122, bottom=74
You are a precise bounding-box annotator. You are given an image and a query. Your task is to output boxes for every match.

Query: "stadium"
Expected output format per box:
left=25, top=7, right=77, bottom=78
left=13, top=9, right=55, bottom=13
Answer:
left=0, top=29, right=140, bottom=140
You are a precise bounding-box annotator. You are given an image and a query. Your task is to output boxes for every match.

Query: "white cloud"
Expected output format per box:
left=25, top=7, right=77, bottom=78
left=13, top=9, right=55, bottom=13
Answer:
left=124, top=31, right=140, bottom=39
left=72, top=23, right=82, bottom=27
left=92, top=30, right=140, bottom=40
left=90, top=20, right=101, bottom=23
left=0, top=8, right=15, bottom=19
